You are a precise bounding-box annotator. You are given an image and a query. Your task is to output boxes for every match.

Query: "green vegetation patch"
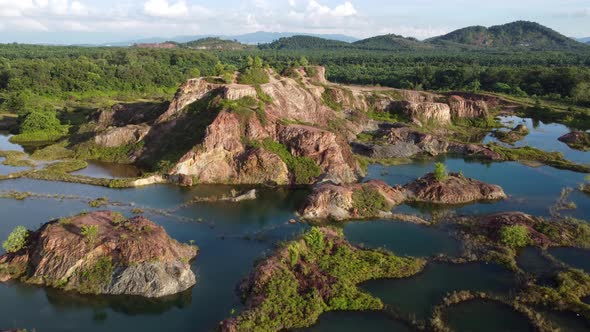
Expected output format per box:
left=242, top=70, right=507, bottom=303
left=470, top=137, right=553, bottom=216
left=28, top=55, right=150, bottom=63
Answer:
left=489, top=144, right=590, bottom=173
left=2, top=226, right=29, bottom=253
left=250, top=138, right=321, bottom=184
left=30, top=143, right=74, bottom=161
left=225, top=227, right=425, bottom=331
left=74, top=141, right=142, bottom=164
left=351, top=185, right=392, bottom=217
left=500, top=225, right=530, bottom=248
left=321, top=87, right=343, bottom=112
left=0, top=150, right=34, bottom=167
left=75, top=256, right=113, bottom=294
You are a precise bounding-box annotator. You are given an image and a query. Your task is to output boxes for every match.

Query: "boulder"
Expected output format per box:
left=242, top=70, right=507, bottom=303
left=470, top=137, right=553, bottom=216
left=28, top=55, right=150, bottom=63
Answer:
left=94, top=124, right=150, bottom=147
left=403, top=173, right=507, bottom=204
left=402, top=102, right=451, bottom=126
left=558, top=131, right=590, bottom=151
left=0, top=211, right=197, bottom=298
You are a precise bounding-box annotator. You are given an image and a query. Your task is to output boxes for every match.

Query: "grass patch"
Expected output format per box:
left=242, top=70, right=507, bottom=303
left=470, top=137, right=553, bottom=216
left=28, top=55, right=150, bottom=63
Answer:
left=321, top=87, right=343, bottom=112
left=74, top=141, right=142, bottom=164
left=0, top=150, right=34, bottom=167
left=351, top=185, right=392, bottom=217
left=250, top=138, right=321, bottom=184
left=76, top=256, right=113, bottom=294
left=30, top=143, right=74, bottom=161
left=489, top=144, right=590, bottom=173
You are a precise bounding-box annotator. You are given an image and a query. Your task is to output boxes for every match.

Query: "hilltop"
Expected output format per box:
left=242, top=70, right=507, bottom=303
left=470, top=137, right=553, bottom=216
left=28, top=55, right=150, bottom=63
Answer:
left=427, top=21, right=587, bottom=50
left=183, top=38, right=251, bottom=50
left=255, top=21, right=588, bottom=52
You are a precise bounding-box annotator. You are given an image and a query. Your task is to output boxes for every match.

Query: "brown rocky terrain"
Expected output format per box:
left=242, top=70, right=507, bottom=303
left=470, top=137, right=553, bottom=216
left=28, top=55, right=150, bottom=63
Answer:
left=300, top=173, right=506, bottom=220
left=0, top=211, right=197, bottom=298
left=353, top=124, right=503, bottom=160
left=558, top=131, right=590, bottom=151
left=83, top=66, right=500, bottom=186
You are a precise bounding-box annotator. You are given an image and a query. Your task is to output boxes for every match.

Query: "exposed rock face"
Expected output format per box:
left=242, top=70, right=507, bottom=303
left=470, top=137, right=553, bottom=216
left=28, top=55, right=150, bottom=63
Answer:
left=236, top=148, right=289, bottom=185
left=403, top=173, right=507, bottom=204
left=300, top=180, right=406, bottom=221
left=300, top=174, right=506, bottom=220
left=0, top=211, right=197, bottom=298
left=558, top=131, right=590, bottom=151
left=354, top=124, right=503, bottom=160
left=94, top=124, right=150, bottom=147
left=278, top=125, right=359, bottom=184
left=402, top=102, right=452, bottom=126
left=448, top=95, right=489, bottom=119
left=95, top=102, right=167, bottom=129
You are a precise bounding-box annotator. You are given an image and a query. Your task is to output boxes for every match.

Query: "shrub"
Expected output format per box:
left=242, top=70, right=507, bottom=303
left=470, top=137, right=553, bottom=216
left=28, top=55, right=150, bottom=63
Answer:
left=2, top=226, right=28, bottom=253
left=352, top=186, right=391, bottom=217
left=251, top=138, right=321, bottom=184
left=434, top=162, right=448, bottom=181
left=80, top=225, right=99, bottom=245
left=237, top=67, right=269, bottom=85
left=500, top=225, right=530, bottom=248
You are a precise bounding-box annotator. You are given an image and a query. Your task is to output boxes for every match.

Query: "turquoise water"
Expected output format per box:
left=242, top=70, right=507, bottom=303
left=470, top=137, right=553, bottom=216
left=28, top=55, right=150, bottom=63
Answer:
left=365, top=158, right=589, bottom=219
left=0, top=120, right=589, bottom=331
left=299, top=311, right=414, bottom=332
left=549, top=247, right=590, bottom=273
left=71, top=161, right=142, bottom=179
left=360, top=262, right=518, bottom=320
left=343, top=220, right=461, bottom=257
left=484, top=116, right=590, bottom=164
left=444, top=300, right=534, bottom=332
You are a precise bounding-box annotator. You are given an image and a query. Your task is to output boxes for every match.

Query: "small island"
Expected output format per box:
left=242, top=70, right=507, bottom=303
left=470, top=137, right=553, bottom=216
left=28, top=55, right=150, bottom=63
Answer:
left=0, top=211, right=198, bottom=298
left=300, top=164, right=507, bottom=221
left=219, top=227, right=425, bottom=331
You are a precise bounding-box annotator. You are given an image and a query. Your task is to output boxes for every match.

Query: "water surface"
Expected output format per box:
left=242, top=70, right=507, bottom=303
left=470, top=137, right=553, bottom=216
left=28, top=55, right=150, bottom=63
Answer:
left=444, top=300, right=534, bottom=332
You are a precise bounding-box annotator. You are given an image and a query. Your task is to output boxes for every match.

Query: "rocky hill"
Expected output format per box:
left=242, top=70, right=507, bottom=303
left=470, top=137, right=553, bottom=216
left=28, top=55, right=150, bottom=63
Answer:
left=427, top=21, right=588, bottom=50
left=0, top=211, right=197, bottom=297
left=84, top=65, right=499, bottom=186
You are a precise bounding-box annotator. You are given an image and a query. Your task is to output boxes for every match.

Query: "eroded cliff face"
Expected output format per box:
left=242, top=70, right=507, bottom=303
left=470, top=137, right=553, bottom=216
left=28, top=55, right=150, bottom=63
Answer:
left=0, top=211, right=197, bottom=298
left=85, top=65, right=499, bottom=186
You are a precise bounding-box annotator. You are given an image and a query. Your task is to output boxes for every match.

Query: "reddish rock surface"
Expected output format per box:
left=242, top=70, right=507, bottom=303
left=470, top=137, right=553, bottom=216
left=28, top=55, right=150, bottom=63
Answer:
left=0, top=211, right=197, bottom=298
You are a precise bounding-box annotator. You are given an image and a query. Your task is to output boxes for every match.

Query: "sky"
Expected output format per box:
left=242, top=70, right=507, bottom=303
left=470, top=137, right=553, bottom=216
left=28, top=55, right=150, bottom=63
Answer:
left=0, top=0, right=589, bottom=44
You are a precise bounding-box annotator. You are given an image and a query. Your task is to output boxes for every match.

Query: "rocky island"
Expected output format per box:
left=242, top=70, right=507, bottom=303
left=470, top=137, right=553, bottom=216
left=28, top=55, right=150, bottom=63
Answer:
left=219, top=227, right=425, bottom=331
left=0, top=211, right=197, bottom=298
left=300, top=171, right=507, bottom=221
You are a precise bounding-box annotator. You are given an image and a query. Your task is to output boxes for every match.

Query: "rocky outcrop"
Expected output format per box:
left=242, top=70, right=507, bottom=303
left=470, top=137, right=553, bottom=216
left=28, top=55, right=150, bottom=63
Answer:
left=448, top=95, right=489, bottom=119
left=0, top=211, right=197, bottom=298
left=558, top=131, right=590, bottom=151
left=94, top=124, right=150, bottom=147
left=491, top=124, right=529, bottom=144
left=236, top=148, right=290, bottom=185
left=402, top=102, right=451, bottom=126
left=300, top=180, right=406, bottom=220
left=300, top=173, right=506, bottom=220
left=354, top=124, right=503, bottom=160
left=94, top=102, right=167, bottom=130
left=278, top=125, right=359, bottom=184
left=403, top=173, right=507, bottom=204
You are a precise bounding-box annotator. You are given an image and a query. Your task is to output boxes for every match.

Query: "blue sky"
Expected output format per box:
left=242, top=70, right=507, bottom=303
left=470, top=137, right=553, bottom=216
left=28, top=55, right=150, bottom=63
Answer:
left=0, top=0, right=588, bottom=44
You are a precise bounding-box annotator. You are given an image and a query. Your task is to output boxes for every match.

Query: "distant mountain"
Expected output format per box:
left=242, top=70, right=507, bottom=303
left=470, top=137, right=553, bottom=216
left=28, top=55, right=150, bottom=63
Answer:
left=108, top=32, right=358, bottom=47
left=231, top=32, right=358, bottom=44
left=258, top=36, right=353, bottom=50
left=353, top=34, right=433, bottom=51
left=428, top=21, right=588, bottom=50
left=577, top=37, right=590, bottom=43
left=182, top=37, right=251, bottom=50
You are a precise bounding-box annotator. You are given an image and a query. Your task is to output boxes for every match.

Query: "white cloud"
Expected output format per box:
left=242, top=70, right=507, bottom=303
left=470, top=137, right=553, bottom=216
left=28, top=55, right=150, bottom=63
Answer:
left=144, top=0, right=189, bottom=18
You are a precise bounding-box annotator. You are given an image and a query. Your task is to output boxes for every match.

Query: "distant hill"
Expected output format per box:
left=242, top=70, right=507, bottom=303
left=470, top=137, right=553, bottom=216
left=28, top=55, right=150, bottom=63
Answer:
left=109, top=32, right=358, bottom=47
left=183, top=38, right=250, bottom=50
left=258, top=36, right=353, bottom=50
left=577, top=37, right=590, bottom=43
left=427, top=21, right=588, bottom=50
left=352, top=34, right=432, bottom=51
